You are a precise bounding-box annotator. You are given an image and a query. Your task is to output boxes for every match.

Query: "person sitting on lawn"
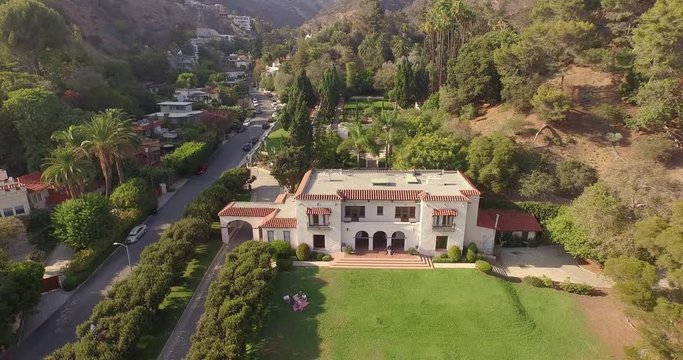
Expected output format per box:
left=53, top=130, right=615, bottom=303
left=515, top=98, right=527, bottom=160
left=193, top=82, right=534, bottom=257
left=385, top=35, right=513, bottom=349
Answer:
left=386, top=244, right=393, bottom=255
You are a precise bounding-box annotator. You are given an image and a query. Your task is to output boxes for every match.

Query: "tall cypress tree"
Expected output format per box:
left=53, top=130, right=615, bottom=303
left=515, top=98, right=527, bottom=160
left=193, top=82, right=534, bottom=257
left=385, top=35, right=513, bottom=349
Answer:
left=288, top=91, right=313, bottom=154
left=293, top=70, right=316, bottom=108
left=318, top=65, right=342, bottom=122
left=394, top=57, right=415, bottom=108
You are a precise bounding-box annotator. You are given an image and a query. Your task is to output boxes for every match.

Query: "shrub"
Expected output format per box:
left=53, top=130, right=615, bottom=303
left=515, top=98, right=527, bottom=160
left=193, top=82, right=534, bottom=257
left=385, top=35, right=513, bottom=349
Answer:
left=52, top=194, right=115, bottom=250
left=559, top=280, right=594, bottom=295
left=343, top=245, right=354, bottom=254
left=162, top=141, right=210, bottom=176
left=316, top=252, right=325, bottom=261
left=309, top=251, right=319, bottom=260
left=321, top=255, right=332, bottom=262
left=465, top=249, right=477, bottom=263
left=270, top=240, right=292, bottom=259
left=447, top=246, right=461, bottom=261
left=406, top=247, right=418, bottom=255
left=276, top=258, right=293, bottom=270
left=296, top=243, right=311, bottom=261
left=475, top=260, right=493, bottom=274
left=67, top=249, right=96, bottom=274
left=110, top=177, right=157, bottom=215
left=432, top=257, right=456, bottom=263
left=523, top=275, right=553, bottom=288
left=218, top=167, right=251, bottom=193
left=467, top=243, right=478, bottom=253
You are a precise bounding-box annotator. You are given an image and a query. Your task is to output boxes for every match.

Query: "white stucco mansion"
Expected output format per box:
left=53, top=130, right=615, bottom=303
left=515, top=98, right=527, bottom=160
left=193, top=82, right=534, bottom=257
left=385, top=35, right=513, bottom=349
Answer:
left=218, top=169, right=502, bottom=256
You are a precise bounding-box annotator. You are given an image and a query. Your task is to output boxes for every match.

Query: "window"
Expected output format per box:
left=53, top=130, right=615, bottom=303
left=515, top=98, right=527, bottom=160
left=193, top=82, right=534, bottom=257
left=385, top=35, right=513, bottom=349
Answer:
left=283, top=231, right=291, bottom=243
left=395, top=207, right=416, bottom=222
left=344, top=206, right=365, bottom=221
left=313, top=235, right=326, bottom=249
left=433, top=215, right=455, bottom=227
left=308, top=214, right=329, bottom=226
left=376, top=206, right=383, bottom=216
left=2, top=208, right=13, bottom=217
left=436, top=236, right=448, bottom=250
left=267, top=230, right=274, bottom=242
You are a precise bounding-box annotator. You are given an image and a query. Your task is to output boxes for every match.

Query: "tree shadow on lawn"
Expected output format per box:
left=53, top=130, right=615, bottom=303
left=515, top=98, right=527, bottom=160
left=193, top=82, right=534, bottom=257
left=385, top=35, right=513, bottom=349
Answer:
left=252, top=267, right=327, bottom=360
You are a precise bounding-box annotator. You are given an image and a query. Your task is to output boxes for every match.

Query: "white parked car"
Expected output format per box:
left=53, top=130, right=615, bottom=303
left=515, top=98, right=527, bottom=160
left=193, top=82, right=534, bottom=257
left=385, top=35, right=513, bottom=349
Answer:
left=125, top=224, right=147, bottom=244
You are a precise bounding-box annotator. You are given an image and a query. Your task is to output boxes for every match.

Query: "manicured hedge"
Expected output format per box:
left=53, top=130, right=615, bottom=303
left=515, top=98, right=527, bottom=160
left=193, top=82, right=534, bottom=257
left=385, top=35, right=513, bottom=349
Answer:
left=110, top=177, right=157, bottom=217
left=184, top=168, right=251, bottom=224
left=187, top=241, right=274, bottom=360
left=475, top=260, right=493, bottom=274
left=296, top=243, right=311, bottom=261
left=162, top=141, right=211, bottom=176
left=45, top=218, right=210, bottom=359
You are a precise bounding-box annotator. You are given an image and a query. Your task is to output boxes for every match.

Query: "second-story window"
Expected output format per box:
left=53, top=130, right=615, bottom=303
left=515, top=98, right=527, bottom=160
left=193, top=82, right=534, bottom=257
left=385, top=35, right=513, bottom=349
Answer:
left=344, top=206, right=365, bottom=221
left=395, top=207, right=416, bottom=222
left=433, top=215, right=455, bottom=227
left=309, top=214, right=329, bottom=226
left=377, top=206, right=383, bottom=216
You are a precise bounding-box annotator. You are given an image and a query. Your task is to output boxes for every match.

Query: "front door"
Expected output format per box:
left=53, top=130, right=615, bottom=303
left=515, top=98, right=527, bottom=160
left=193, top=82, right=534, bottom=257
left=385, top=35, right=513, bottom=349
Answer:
left=391, top=238, right=405, bottom=251
left=355, top=238, right=369, bottom=251
left=373, top=232, right=387, bottom=251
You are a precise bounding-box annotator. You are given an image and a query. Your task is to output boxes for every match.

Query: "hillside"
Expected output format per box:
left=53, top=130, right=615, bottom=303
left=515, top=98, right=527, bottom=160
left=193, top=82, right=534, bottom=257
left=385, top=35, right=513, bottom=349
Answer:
left=301, top=0, right=417, bottom=32
left=223, top=0, right=340, bottom=27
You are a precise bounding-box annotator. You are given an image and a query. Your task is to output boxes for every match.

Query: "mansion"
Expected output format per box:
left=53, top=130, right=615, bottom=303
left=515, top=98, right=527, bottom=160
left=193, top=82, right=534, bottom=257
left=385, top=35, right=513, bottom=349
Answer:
left=218, top=169, right=518, bottom=256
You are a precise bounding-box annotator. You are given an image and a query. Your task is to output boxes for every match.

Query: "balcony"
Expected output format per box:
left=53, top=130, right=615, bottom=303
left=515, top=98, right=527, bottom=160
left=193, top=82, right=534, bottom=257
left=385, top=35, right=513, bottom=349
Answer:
left=308, top=223, right=331, bottom=229
left=432, top=224, right=456, bottom=232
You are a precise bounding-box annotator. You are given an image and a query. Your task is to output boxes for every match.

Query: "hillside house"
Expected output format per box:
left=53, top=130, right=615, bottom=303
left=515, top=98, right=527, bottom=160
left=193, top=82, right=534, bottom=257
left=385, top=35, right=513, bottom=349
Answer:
left=0, top=170, right=30, bottom=217
left=218, top=169, right=506, bottom=256
left=146, top=102, right=204, bottom=125
left=174, top=88, right=220, bottom=103
left=168, top=51, right=197, bottom=71
left=227, top=53, right=251, bottom=69
left=228, top=15, right=252, bottom=31
left=134, top=139, right=162, bottom=167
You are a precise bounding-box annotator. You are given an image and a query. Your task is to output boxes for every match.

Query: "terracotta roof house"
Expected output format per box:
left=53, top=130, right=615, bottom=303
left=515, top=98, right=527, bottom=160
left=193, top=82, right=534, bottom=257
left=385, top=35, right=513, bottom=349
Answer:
left=477, top=209, right=543, bottom=244
left=218, top=169, right=504, bottom=256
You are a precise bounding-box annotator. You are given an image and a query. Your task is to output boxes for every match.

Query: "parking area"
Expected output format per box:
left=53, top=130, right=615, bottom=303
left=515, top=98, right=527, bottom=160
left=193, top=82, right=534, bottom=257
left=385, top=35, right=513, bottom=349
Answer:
left=498, top=245, right=613, bottom=288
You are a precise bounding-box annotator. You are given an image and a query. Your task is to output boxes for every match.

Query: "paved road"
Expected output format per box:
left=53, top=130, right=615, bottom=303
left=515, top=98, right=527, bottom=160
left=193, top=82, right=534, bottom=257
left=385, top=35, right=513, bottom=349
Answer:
left=2, top=90, right=273, bottom=360
left=157, top=225, right=251, bottom=360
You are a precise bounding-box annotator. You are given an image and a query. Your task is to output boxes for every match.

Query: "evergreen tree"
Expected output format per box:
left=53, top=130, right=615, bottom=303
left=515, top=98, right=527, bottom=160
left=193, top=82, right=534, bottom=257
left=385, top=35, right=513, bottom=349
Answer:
left=393, top=57, right=415, bottom=108
left=288, top=91, right=313, bottom=154
left=318, top=65, right=342, bottom=122
left=345, top=62, right=358, bottom=93
left=292, top=70, right=316, bottom=108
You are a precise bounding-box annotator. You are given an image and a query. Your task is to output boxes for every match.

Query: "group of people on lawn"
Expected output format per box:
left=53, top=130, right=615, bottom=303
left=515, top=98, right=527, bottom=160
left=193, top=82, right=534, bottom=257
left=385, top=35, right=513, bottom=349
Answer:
left=283, top=291, right=309, bottom=311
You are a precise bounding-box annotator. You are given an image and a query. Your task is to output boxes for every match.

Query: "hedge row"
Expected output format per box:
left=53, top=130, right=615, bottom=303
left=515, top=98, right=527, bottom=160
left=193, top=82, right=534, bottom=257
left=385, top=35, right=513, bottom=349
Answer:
left=187, top=241, right=274, bottom=360
left=516, top=202, right=563, bottom=224
left=45, top=218, right=211, bottom=359
left=184, top=167, right=251, bottom=223
left=162, top=141, right=211, bottom=176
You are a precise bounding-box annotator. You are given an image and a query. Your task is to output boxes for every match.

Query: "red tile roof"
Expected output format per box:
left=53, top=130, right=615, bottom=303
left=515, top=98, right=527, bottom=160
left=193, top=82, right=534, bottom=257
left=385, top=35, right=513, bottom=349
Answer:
left=217, top=202, right=277, bottom=217
left=46, top=190, right=71, bottom=206
left=460, top=174, right=482, bottom=196
left=306, top=207, right=331, bottom=215
left=432, top=209, right=458, bottom=216
left=460, top=189, right=481, bottom=197
left=421, top=194, right=469, bottom=202
left=18, top=172, right=50, bottom=192
left=295, top=193, right=342, bottom=201
left=274, top=193, right=287, bottom=204
left=477, top=209, right=542, bottom=232
left=295, top=169, right=313, bottom=196
left=337, top=189, right=424, bottom=201
left=0, top=182, right=21, bottom=191
left=261, top=217, right=297, bottom=228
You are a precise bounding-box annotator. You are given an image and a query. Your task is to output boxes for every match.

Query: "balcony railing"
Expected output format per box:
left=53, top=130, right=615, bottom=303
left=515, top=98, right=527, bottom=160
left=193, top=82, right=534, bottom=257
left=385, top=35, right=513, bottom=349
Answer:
left=432, top=224, right=456, bottom=231
left=308, top=223, right=331, bottom=229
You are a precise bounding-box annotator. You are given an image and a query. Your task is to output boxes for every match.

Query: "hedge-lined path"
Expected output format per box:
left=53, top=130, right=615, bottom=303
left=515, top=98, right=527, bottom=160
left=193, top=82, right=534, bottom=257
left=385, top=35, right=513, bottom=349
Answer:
left=2, top=102, right=271, bottom=360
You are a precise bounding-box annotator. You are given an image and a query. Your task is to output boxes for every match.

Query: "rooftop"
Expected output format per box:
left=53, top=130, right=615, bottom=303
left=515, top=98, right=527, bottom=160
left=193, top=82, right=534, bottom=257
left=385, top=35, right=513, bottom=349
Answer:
left=477, top=209, right=542, bottom=232
left=17, top=172, right=50, bottom=192
left=296, top=169, right=480, bottom=201
left=158, top=101, right=193, bottom=106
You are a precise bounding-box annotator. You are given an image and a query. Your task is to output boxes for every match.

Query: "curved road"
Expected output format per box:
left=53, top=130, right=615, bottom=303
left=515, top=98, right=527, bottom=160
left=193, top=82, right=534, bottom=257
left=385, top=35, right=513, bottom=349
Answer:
left=3, top=91, right=273, bottom=360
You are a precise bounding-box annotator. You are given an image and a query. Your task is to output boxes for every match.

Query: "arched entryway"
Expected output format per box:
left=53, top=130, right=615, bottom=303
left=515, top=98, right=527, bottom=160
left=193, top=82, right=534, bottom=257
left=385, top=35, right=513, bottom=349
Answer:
left=373, top=231, right=387, bottom=251
left=391, top=231, right=405, bottom=251
left=355, top=231, right=369, bottom=251
left=223, top=220, right=255, bottom=247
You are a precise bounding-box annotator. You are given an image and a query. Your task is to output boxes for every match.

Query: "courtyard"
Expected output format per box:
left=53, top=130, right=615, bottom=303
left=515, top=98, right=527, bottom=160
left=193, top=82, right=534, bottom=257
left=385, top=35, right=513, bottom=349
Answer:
left=257, top=268, right=609, bottom=360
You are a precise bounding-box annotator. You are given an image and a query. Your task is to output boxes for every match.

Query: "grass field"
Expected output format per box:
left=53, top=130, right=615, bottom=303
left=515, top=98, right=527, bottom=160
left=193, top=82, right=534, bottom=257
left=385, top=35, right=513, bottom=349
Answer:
left=132, top=236, right=223, bottom=359
left=264, top=127, right=289, bottom=154
left=257, top=268, right=607, bottom=360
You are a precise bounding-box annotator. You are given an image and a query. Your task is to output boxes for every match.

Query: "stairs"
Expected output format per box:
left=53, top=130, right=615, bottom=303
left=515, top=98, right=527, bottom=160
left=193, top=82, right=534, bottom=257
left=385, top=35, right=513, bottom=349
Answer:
left=329, top=254, right=433, bottom=269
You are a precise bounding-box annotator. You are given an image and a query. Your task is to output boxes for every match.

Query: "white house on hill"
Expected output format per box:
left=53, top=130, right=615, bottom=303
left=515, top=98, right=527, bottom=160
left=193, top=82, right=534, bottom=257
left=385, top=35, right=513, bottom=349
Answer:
left=146, top=102, right=204, bottom=125
left=218, top=169, right=505, bottom=256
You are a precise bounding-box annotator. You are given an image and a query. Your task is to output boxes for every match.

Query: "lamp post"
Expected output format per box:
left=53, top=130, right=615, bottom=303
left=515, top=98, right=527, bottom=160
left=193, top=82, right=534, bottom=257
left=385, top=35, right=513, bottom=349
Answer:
left=113, top=242, right=132, bottom=270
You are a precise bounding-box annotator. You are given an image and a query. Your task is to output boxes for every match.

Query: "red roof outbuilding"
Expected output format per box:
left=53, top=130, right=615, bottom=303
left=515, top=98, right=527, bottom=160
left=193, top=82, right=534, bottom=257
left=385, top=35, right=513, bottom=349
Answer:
left=477, top=209, right=542, bottom=232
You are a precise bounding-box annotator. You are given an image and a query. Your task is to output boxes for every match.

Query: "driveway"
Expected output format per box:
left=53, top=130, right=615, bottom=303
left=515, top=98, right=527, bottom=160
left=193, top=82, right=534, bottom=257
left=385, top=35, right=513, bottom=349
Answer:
left=2, top=89, right=273, bottom=360
left=498, top=245, right=613, bottom=288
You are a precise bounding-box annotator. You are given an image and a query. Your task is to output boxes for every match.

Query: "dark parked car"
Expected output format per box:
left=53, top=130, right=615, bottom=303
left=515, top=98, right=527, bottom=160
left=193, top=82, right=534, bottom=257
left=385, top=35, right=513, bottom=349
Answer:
left=262, top=122, right=270, bottom=129
left=196, top=164, right=208, bottom=175
left=242, top=143, right=252, bottom=151
left=237, top=125, right=246, bottom=133
left=250, top=136, right=258, bottom=144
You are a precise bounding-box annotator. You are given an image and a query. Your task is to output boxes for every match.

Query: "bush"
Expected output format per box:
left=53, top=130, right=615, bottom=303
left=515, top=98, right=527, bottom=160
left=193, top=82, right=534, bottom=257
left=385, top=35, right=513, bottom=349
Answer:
left=523, top=276, right=553, bottom=288
left=432, top=257, right=456, bottom=263
left=559, top=280, right=594, bottom=295
left=270, top=240, right=292, bottom=259
left=465, top=250, right=477, bottom=263
left=321, top=255, right=332, bottom=262
left=276, top=258, right=293, bottom=270
left=162, top=141, right=210, bottom=176
left=296, top=243, right=311, bottom=261
left=343, top=245, right=354, bottom=254
left=447, top=246, right=461, bottom=261
left=52, top=194, right=115, bottom=250
left=67, top=249, right=96, bottom=274
left=110, top=177, right=157, bottom=215
left=218, top=167, right=251, bottom=193
left=406, top=247, right=418, bottom=255
left=316, top=252, right=325, bottom=261
left=475, top=260, right=493, bottom=273
left=467, top=243, right=478, bottom=253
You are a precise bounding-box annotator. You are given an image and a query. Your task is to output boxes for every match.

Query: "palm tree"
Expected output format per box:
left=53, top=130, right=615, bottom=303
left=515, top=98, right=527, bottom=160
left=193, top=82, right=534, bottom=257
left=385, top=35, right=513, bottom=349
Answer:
left=81, top=109, right=141, bottom=196
left=41, top=145, right=94, bottom=198
left=337, top=122, right=378, bottom=168
left=372, top=111, right=405, bottom=168
left=51, top=125, right=85, bottom=147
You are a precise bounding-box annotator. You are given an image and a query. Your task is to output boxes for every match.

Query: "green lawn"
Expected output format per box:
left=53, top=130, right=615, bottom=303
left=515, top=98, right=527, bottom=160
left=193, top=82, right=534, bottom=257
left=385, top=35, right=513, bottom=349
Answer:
left=257, top=268, right=607, bottom=360
left=264, top=127, right=289, bottom=154
left=132, top=236, right=223, bottom=359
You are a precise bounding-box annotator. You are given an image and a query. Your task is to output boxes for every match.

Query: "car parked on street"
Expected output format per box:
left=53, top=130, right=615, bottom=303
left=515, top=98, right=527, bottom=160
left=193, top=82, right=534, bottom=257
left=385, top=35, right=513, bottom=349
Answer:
left=196, top=163, right=208, bottom=175
left=250, top=136, right=258, bottom=144
left=242, top=143, right=252, bottom=151
left=125, top=224, right=147, bottom=244
left=262, top=122, right=270, bottom=129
